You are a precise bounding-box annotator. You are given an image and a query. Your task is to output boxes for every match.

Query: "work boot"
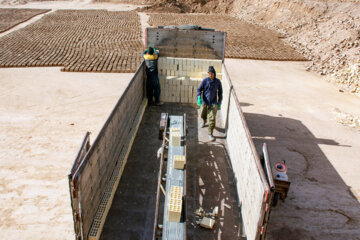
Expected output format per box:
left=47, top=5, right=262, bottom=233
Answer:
left=208, top=134, right=215, bottom=141
left=155, top=101, right=164, bottom=106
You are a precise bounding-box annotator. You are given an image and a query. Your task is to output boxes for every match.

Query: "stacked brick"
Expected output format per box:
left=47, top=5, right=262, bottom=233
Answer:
left=0, top=10, right=144, bottom=72
left=168, top=186, right=183, bottom=222
left=148, top=13, right=306, bottom=61
left=158, top=57, right=222, bottom=104
left=0, top=8, right=50, bottom=33
left=170, top=127, right=181, bottom=146
left=173, top=155, right=185, bottom=169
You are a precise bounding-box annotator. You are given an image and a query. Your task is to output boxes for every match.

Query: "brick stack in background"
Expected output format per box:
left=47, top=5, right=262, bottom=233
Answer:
left=0, top=8, right=51, bottom=33
left=0, top=10, right=143, bottom=73
left=148, top=13, right=306, bottom=61
left=158, top=57, right=222, bottom=104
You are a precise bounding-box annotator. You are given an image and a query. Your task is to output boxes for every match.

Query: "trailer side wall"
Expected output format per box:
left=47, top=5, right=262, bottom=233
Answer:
left=220, top=65, right=269, bottom=240
left=71, top=62, right=145, bottom=238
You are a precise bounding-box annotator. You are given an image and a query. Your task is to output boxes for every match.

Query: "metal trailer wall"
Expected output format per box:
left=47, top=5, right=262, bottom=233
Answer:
left=69, top=62, right=145, bottom=239
left=220, top=65, right=270, bottom=240
left=146, top=28, right=226, bottom=61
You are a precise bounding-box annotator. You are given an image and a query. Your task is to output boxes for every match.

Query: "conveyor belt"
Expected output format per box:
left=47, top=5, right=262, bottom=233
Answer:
left=162, top=115, right=186, bottom=240
left=100, top=103, right=241, bottom=239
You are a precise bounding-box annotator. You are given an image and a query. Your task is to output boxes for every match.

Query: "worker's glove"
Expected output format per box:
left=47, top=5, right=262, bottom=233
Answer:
left=217, top=104, right=221, bottom=110
left=197, top=96, right=202, bottom=107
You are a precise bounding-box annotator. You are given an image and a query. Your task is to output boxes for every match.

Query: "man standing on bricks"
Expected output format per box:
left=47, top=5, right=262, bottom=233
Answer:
left=197, top=66, right=223, bottom=141
left=143, top=46, right=163, bottom=106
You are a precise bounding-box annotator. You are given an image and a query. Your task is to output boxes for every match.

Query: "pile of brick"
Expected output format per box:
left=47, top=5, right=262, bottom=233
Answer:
left=0, top=10, right=143, bottom=73
left=168, top=186, right=183, bottom=222
left=158, top=57, right=222, bottom=103
left=0, top=8, right=50, bottom=33
left=148, top=13, right=306, bottom=61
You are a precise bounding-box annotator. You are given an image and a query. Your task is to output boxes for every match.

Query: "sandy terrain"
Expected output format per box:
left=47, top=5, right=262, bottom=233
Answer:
left=0, top=68, right=133, bottom=239
left=225, top=59, right=360, bottom=239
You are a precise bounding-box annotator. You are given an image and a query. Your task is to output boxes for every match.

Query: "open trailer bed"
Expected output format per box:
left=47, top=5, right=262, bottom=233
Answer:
left=68, top=27, right=275, bottom=240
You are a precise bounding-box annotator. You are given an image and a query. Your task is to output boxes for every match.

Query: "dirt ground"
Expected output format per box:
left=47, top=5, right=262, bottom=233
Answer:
left=0, top=1, right=360, bottom=240
left=225, top=59, right=360, bottom=239
left=0, top=67, right=133, bottom=239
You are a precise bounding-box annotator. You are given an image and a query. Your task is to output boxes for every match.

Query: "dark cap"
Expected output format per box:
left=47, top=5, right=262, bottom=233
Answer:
left=148, top=46, right=154, bottom=54
left=208, top=66, right=216, bottom=74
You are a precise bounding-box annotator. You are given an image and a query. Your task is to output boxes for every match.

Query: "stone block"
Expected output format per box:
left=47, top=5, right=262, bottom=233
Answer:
left=200, top=217, right=215, bottom=229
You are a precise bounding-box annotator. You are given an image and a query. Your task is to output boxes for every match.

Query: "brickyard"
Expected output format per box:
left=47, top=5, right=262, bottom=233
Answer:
left=0, top=8, right=50, bottom=33
left=0, top=1, right=359, bottom=240
left=0, top=8, right=306, bottom=74
left=0, top=10, right=143, bottom=72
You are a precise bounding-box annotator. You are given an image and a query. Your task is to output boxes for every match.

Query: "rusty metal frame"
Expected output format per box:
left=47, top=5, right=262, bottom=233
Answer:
left=260, top=143, right=275, bottom=240
left=68, top=131, right=91, bottom=240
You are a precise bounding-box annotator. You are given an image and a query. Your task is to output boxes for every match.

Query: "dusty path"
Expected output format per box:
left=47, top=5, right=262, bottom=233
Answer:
left=0, top=68, right=133, bottom=239
left=225, top=59, right=360, bottom=240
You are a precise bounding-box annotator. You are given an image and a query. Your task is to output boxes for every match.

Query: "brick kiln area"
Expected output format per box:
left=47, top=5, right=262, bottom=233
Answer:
left=0, top=9, right=144, bottom=73
left=148, top=13, right=306, bottom=61
left=0, top=8, right=306, bottom=73
left=0, top=8, right=50, bottom=33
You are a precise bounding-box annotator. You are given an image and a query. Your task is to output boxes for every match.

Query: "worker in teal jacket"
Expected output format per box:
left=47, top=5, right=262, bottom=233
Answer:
left=197, top=66, right=223, bottom=141
left=143, top=47, right=163, bottom=106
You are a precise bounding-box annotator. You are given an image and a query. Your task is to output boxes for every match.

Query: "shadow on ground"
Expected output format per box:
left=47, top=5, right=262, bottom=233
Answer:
left=243, top=113, right=360, bottom=240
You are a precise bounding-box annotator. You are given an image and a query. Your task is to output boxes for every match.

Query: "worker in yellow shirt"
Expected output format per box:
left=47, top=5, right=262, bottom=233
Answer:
left=143, top=47, right=163, bottom=106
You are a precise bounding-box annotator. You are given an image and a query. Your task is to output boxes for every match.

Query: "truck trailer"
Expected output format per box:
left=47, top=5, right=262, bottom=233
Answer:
left=68, top=26, right=275, bottom=240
